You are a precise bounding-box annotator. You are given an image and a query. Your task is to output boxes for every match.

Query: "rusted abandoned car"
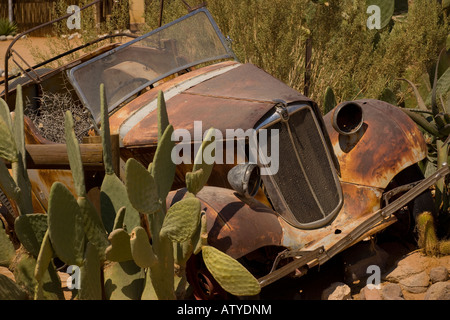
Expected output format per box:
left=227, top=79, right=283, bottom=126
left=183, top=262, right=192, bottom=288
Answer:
left=1, top=3, right=448, bottom=299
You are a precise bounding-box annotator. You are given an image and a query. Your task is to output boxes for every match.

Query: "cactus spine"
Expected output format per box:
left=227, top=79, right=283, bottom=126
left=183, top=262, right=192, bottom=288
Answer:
left=416, top=211, right=450, bottom=256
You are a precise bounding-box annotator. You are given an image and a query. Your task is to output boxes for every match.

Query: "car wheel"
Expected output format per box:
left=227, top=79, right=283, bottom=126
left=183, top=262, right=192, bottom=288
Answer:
left=186, top=252, right=231, bottom=300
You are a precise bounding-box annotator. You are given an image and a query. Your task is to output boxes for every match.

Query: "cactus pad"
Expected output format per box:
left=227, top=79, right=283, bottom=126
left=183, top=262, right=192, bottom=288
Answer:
left=34, top=229, right=54, bottom=291
left=0, top=221, right=15, bottom=267
left=112, top=206, right=126, bottom=231
left=185, top=168, right=204, bottom=195
left=15, top=213, right=48, bottom=258
left=79, top=242, right=102, bottom=300
left=77, top=196, right=109, bottom=261
left=130, top=226, right=158, bottom=268
left=0, top=98, right=12, bottom=131
left=101, top=173, right=140, bottom=233
left=125, top=158, right=160, bottom=215
left=105, top=228, right=133, bottom=262
left=104, top=260, right=145, bottom=300
left=0, top=116, right=17, bottom=162
left=47, top=182, right=85, bottom=266
left=64, top=111, right=86, bottom=197
left=190, top=128, right=216, bottom=194
left=150, top=124, right=176, bottom=202
left=160, top=197, right=201, bottom=243
left=201, top=245, right=260, bottom=296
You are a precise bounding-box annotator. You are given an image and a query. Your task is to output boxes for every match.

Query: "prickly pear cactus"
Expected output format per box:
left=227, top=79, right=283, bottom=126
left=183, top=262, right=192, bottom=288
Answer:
left=0, top=85, right=261, bottom=300
left=123, top=90, right=261, bottom=299
left=160, top=196, right=201, bottom=243
left=15, top=213, right=48, bottom=258
left=201, top=245, right=260, bottom=296
left=130, top=226, right=158, bottom=268
left=323, top=86, right=336, bottom=115
left=0, top=222, right=15, bottom=267
left=47, top=182, right=85, bottom=266
left=0, top=84, right=33, bottom=216
left=105, top=228, right=132, bottom=262
left=99, top=84, right=140, bottom=233
left=186, top=128, right=216, bottom=195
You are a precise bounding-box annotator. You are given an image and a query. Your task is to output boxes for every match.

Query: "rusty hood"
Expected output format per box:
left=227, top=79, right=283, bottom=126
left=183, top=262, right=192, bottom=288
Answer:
left=110, top=61, right=314, bottom=147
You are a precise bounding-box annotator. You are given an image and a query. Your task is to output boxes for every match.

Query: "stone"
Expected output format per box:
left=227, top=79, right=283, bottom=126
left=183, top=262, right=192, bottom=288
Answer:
left=359, top=286, right=382, bottom=300
left=0, top=35, right=6, bottom=41
left=429, top=266, right=448, bottom=283
left=322, top=282, right=352, bottom=300
left=6, top=35, right=14, bottom=40
left=384, top=252, right=429, bottom=283
left=424, top=281, right=450, bottom=300
left=381, top=283, right=404, bottom=300
left=399, top=271, right=430, bottom=294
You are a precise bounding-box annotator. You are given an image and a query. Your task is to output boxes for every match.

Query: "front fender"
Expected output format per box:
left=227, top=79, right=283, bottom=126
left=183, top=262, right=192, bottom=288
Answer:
left=167, top=186, right=283, bottom=259
left=323, top=99, right=427, bottom=189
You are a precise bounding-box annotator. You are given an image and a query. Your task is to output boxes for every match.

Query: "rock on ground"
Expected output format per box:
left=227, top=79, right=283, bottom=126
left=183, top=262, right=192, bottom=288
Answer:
left=429, top=266, right=449, bottom=283
left=322, top=282, right=352, bottom=300
left=381, top=283, right=404, bottom=300
left=424, top=281, right=450, bottom=300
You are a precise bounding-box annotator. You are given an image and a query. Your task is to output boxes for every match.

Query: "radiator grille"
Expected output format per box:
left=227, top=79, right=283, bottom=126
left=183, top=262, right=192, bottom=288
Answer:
left=262, top=106, right=342, bottom=229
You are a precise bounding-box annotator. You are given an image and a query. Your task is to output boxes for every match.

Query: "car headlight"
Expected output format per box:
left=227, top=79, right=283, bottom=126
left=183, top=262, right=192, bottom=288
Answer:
left=227, top=163, right=261, bottom=198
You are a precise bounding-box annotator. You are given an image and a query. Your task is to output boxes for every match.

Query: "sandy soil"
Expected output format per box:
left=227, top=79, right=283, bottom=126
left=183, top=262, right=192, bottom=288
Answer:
left=0, top=36, right=85, bottom=92
left=0, top=37, right=55, bottom=72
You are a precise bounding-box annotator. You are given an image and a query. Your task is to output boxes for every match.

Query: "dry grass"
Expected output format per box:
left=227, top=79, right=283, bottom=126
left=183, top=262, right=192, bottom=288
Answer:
left=146, top=0, right=448, bottom=111
left=24, top=88, right=92, bottom=143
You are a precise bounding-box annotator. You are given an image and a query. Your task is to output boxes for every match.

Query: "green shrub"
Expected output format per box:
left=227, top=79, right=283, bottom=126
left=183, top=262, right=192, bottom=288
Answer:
left=0, top=18, right=18, bottom=36
left=145, top=0, right=448, bottom=111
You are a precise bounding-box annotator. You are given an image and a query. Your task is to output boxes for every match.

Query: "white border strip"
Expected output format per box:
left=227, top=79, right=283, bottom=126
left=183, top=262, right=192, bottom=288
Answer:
left=119, top=63, right=241, bottom=143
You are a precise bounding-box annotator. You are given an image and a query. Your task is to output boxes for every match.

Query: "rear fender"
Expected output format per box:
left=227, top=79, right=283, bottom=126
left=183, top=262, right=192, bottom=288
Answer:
left=323, top=99, right=427, bottom=189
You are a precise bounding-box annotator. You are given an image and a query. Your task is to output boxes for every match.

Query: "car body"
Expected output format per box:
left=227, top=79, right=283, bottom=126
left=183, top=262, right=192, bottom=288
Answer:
left=1, top=4, right=448, bottom=299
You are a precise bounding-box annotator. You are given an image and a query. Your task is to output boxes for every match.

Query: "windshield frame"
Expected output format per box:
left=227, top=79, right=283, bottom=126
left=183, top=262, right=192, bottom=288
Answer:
left=67, top=8, right=238, bottom=122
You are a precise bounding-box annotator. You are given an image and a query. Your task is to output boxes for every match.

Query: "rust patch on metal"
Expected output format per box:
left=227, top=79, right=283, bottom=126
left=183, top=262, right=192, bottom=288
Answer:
left=28, top=169, right=76, bottom=211
left=109, top=61, right=239, bottom=134
left=123, top=93, right=275, bottom=147
left=185, top=63, right=312, bottom=104
left=323, top=99, right=427, bottom=188
left=278, top=182, right=382, bottom=251
left=167, top=186, right=283, bottom=259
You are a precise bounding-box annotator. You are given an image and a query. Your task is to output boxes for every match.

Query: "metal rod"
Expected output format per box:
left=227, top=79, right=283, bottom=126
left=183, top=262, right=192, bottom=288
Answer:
left=11, top=49, right=42, bottom=83
left=159, top=0, right=164, bottom=27
left=4, top=0, right=103, bottom=102
left=304, top=37, right=312, bottom=97
left=258, top=164, right=450, bottom=287
left=0, top=33, right=137, bottom=87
